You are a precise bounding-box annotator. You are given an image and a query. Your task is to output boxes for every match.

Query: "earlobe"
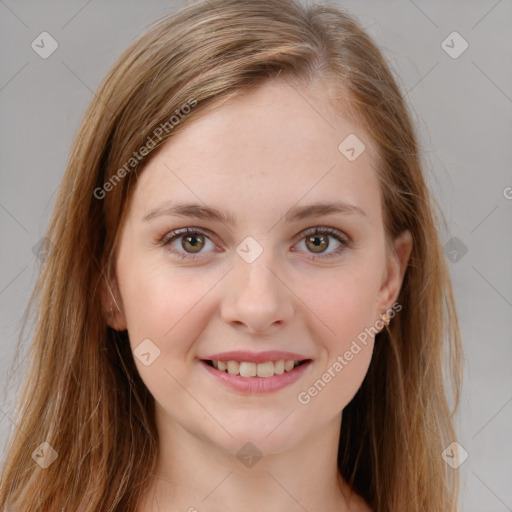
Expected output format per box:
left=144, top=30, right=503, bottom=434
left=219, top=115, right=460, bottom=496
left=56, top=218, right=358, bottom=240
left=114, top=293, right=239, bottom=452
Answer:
left=99, top=274, right=128, bottom=331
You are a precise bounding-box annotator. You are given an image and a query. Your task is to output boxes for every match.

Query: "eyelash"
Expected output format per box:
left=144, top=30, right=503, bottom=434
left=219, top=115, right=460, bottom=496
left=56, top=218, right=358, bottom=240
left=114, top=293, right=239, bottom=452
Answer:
left=158, top=226, right=351, bottom=261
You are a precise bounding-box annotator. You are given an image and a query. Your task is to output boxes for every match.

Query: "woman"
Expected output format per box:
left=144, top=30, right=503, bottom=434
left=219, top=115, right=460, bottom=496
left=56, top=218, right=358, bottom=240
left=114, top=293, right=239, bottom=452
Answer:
left=0, top=0, right=463, bottom=510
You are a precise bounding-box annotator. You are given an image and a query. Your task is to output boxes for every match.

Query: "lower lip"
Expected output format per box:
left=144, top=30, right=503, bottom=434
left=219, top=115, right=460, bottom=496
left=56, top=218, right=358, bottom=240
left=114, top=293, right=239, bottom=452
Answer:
left=200, top=360, right=312, bottom=394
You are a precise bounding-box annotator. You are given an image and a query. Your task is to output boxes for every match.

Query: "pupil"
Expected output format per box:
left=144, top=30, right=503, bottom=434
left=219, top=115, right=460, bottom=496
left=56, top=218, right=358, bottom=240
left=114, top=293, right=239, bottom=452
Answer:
left=184, top=234, right=203, bottom=252
left=308, top=234, right=327, bottom=253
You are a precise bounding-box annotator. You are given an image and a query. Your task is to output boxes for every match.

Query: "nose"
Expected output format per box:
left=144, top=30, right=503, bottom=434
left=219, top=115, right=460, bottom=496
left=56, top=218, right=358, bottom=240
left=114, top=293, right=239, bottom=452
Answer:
left=220, top=249, right=295, bottom=335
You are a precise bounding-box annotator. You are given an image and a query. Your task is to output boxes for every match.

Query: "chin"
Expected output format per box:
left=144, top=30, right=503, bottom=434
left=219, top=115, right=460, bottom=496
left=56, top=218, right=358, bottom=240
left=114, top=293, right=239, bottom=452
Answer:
left=206, top=418, right=306, bottom=458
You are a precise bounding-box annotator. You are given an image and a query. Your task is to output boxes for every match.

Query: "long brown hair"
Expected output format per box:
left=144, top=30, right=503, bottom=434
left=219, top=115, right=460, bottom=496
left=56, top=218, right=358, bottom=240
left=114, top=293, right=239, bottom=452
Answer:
left=0, top=0, right=463, bottom=510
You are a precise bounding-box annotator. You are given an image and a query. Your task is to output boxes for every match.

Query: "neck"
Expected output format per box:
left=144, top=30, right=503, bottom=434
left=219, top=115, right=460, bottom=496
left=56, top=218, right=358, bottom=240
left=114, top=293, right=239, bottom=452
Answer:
left=137, top=407, right=359, bottom=512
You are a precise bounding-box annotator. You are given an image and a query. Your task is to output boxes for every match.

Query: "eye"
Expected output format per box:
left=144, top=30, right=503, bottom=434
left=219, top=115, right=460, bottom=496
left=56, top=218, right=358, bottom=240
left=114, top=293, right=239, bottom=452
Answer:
left=159, top=226, right=350, bottom=261
left=293, top=226, right=350, bottom=260
left=160, top=228, right=217, bottom=260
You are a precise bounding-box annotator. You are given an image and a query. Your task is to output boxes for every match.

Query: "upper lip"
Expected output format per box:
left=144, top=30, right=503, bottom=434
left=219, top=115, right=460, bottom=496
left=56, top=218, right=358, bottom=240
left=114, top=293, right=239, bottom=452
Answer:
left=202, top=350, right=311, bottom=363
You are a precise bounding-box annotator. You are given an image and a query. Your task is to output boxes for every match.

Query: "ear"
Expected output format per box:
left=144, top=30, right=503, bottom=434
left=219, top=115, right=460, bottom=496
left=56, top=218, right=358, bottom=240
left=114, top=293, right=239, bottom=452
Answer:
left=99, top=273, right=128, bottom=331
left=376, top=229, right=413, bottom=312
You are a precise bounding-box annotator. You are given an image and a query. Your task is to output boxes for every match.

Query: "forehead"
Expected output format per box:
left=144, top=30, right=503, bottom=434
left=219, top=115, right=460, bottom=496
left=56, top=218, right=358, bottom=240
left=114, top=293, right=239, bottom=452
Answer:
left=129, top=79, right=382, bottom=227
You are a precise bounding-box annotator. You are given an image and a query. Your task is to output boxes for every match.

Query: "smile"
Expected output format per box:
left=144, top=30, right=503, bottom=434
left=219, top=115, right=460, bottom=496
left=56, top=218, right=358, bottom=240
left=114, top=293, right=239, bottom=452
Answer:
left=205, top=359, right=305, bottom=378
left=200, top=357, right=312, bottom=394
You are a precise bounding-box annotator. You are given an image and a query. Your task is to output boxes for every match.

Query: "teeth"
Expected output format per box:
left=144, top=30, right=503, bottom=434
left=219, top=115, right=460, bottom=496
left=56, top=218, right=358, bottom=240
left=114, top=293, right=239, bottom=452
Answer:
left=284, top=360, right=295, bottom=372
left=211, top=359, right=302, bottom=378
left=239, top=362, right=257, bottom=377
left=256, top=361, right=274, bottom=378
left=273, top=360, right=285, bottom=375
left=227, top=360, right=240, bottom=375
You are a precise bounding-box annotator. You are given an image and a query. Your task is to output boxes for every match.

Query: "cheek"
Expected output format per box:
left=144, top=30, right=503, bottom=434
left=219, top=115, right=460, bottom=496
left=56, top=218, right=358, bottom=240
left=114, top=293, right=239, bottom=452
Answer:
left=117, top=262, right=219, bottom=413
left=118, top=259, right=217, bottom=360
left=296, top=257, right=382, bottom=342
left=291, top=258, right=381, bottom=410
left=295, top=271, right=379, bottom=414
left=297, top=340, right=374, bottom=422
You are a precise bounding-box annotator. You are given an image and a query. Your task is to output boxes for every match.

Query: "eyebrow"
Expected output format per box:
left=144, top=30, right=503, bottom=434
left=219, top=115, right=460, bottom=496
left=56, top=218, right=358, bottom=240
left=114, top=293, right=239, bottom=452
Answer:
left=143, top=200, right=367, bottom=225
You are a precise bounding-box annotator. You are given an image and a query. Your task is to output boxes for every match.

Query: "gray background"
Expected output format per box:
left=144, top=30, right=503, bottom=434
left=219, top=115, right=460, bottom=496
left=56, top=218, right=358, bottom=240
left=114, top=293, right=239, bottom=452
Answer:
left=1, top=1, right=511, bottom=510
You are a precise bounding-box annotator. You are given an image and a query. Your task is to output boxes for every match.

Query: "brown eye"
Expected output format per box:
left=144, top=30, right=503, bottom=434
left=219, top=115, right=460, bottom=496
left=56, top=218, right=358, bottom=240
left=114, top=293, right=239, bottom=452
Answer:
left=294, top=227, right=350, bottom=260
left=161, top=228, right=216, bottom=259
left=305, top=233, right=329, bottom=253
left=181, top=233, right=205, bottom=253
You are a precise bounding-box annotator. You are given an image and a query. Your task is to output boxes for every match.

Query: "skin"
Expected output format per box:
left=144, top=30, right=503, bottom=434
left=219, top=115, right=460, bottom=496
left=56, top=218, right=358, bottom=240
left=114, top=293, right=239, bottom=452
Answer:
left=102, top=78, right=412, bottom=512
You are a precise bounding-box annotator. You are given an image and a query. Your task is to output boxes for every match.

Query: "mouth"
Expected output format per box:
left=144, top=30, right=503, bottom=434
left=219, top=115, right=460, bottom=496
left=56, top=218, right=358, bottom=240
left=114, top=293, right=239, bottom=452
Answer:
left=200, top=356, right=312, bottom=394
left=202, top=358, right=310, bottom=378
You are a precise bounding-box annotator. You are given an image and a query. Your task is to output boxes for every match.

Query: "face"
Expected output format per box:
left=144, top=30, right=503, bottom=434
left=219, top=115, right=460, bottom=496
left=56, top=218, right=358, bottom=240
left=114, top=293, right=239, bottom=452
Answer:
left=104, top=79, right=411, bottom=456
